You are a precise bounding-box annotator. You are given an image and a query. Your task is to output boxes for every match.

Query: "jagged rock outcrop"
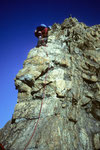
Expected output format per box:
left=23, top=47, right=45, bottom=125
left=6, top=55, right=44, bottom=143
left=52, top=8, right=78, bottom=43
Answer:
left=0, top=17, right=100, bottom=150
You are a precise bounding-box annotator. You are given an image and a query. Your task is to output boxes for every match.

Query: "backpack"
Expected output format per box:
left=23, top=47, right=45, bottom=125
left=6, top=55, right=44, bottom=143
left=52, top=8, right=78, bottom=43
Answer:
left=35, top=26, right=45, bottom=38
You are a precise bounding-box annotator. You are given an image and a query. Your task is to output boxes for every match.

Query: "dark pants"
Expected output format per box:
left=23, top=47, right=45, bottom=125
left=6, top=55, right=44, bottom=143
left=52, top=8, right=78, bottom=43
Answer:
left=37, top=37, right=48, bottom=47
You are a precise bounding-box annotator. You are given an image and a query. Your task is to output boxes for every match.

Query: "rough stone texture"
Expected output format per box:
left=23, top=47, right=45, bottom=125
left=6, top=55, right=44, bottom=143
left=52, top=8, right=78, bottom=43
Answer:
left=0, top=17, right=100, bottom=150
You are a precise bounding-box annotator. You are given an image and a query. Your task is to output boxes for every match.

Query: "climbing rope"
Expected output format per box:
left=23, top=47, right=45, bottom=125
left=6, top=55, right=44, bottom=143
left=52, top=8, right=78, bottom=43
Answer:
left=24, top=46, right=49, bottom=150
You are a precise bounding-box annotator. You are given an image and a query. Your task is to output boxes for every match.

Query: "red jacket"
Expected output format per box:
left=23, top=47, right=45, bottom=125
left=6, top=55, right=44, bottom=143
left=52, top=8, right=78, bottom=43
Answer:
left=0, top=144, right=5, bottom=150
left=42, top=27, right=48, bottom=38
left=35, top=26, right=48, bottom=38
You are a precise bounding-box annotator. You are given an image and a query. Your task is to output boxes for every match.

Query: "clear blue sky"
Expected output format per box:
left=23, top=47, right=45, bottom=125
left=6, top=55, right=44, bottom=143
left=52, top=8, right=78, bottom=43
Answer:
left=0, top=0, right=100, bottom=128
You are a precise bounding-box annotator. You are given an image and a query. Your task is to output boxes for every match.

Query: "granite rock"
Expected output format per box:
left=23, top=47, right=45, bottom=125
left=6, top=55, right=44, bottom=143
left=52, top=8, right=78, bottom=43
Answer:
left=0, top=17, right=100, bottom=150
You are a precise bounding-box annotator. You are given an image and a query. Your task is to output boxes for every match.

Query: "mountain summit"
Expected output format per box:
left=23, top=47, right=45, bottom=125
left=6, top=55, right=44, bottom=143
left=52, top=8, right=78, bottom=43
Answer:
left=0, top=17, right=100, bottom=150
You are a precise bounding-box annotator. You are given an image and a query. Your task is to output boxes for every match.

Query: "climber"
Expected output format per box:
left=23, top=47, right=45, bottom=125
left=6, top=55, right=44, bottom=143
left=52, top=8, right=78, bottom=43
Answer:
left=0, top=144, right=5, bottom=150
left=35, top=24, right=51, bottom=47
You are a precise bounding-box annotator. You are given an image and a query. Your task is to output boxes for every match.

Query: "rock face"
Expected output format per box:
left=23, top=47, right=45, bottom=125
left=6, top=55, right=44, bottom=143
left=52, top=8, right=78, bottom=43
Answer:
left=0, top=17, right=100, bottom=150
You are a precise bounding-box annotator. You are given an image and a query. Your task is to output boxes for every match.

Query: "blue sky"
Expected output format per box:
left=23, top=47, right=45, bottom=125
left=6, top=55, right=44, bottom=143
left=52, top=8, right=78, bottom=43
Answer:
left=0, top=0, right=100, bottom=128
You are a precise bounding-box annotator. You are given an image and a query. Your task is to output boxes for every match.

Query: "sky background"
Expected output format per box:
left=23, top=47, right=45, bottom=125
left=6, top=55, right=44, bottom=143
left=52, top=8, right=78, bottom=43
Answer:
left=0, top=0, right=100, bottom=128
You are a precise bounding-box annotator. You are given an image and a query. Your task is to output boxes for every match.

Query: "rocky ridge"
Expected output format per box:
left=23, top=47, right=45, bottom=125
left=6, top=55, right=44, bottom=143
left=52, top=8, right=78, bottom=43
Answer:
left=0, top=17, right=100, bottom=150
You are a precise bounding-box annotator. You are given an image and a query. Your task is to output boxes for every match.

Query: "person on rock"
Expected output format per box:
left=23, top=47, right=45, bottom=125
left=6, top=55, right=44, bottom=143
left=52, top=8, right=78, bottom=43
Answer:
left=0, top=144, right=6, bottom=150
left=35, top=24, right=51, bottom=47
